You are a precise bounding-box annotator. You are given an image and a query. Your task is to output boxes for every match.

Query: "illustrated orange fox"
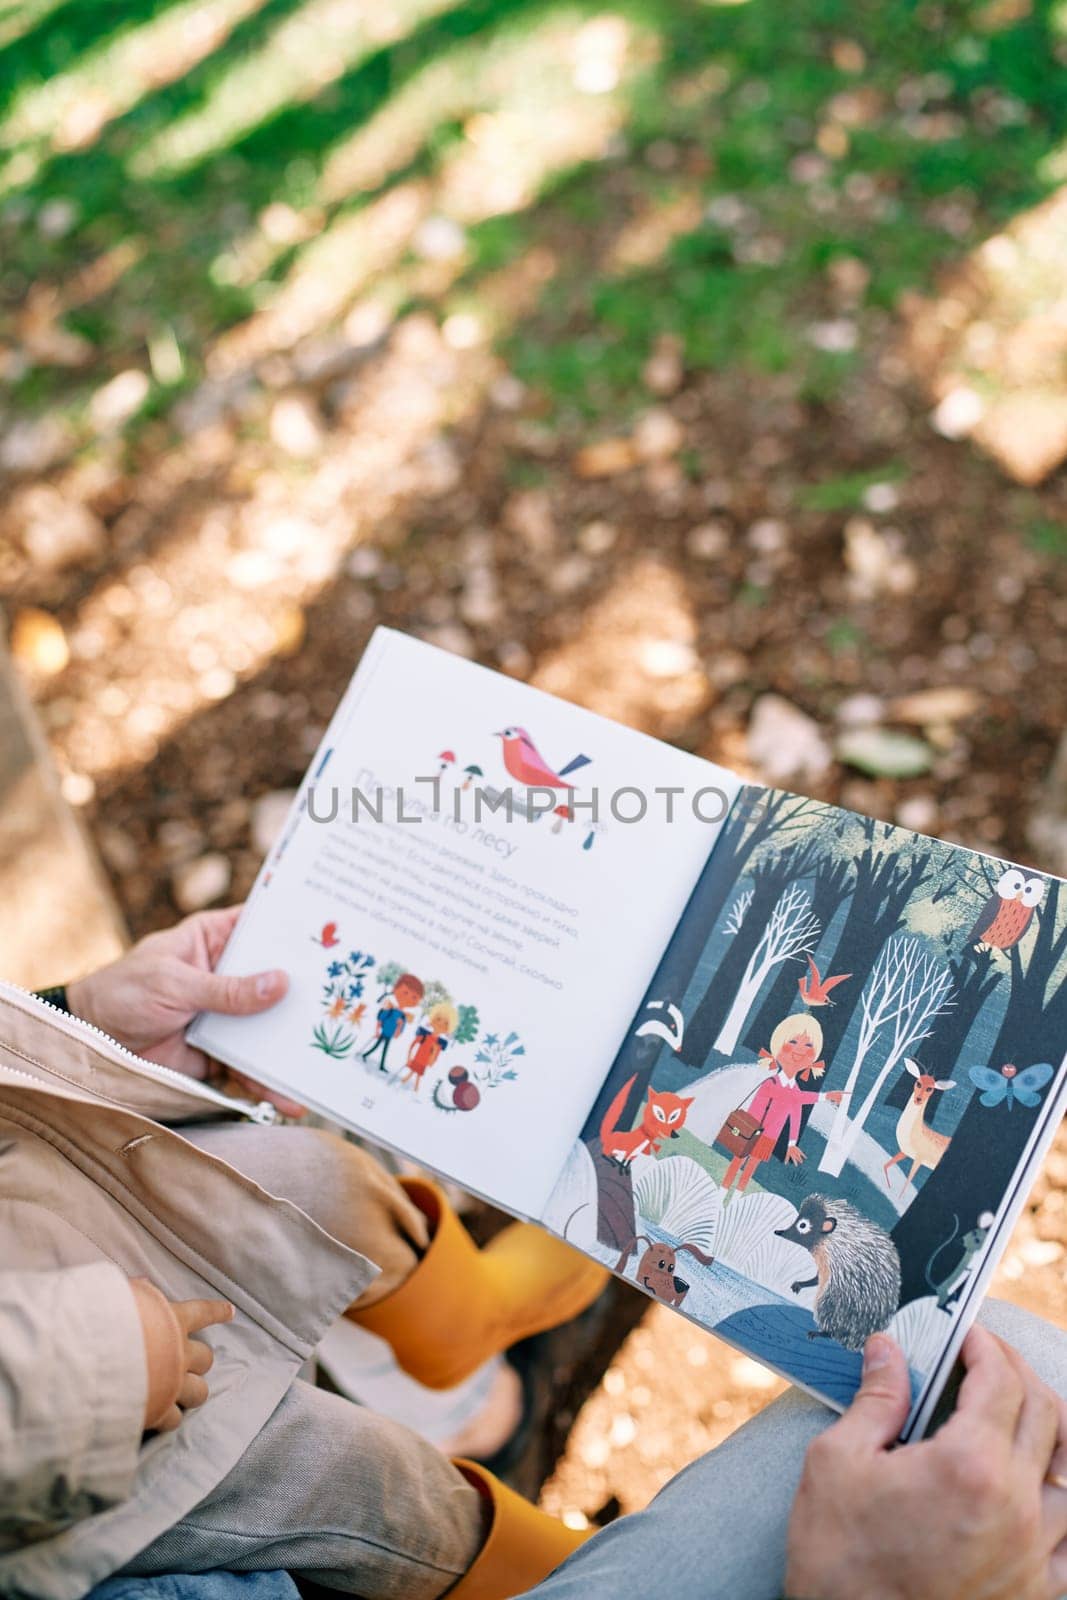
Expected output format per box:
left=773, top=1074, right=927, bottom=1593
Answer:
left=599, top=1074, right=695, bottom=1167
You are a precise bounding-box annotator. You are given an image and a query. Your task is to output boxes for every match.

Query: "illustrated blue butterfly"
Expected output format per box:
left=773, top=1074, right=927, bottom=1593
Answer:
left=968, top=1061, right=1054, bottom=1111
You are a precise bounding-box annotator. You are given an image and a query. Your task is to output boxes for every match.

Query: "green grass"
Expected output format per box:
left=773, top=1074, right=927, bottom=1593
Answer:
left=796, top=465, right=908, bottom=513
left=1, top=0, right=1066, bottom=442
left=1027, top=517, right=1067, bottom=558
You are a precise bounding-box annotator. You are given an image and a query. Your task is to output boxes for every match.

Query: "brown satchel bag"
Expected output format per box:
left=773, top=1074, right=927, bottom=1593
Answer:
left=715, top=1083, right=765, bottom=1159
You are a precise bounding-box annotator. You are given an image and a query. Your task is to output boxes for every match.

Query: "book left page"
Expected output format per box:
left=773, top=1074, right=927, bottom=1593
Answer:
left=190, top=628, right=741, bottom=1218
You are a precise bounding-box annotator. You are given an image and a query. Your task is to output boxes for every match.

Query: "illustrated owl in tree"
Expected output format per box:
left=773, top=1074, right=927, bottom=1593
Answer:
left=968, top=867, right=1045, bottom=953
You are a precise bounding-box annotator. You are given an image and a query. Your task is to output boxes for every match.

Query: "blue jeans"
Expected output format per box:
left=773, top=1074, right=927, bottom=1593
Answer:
left=520, top=1299, right=1067, bottom=1599
left=90, top=1575, right=298, bottom=1600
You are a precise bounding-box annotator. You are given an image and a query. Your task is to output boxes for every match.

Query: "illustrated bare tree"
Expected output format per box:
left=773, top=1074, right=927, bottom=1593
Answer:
left=723, top=888, right=753, bottom=935
left=714, top=883, right=821, bottom=1056
left=819, top=936, right=954, bottom=1177
left=813, top=823, right=935, bottom=1067
left=746, top=852, right=857, bottom=1049
left=681, top=841, right=823, bottom=1064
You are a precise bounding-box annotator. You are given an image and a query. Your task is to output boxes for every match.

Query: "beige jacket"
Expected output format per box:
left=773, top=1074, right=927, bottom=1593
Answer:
left=0, top=981, right=377, bottom=1600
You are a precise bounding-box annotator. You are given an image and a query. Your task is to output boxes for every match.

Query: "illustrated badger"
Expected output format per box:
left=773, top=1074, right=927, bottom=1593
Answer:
left=775, top=1193, right=901, bottom=1351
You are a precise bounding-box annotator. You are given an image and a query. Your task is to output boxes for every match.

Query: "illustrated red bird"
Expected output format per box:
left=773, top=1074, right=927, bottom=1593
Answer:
left=494, top=725, right=591, bottom=790
left=313, top=921, right=340, bottom=949
left=798, top=955, right=851, bottom=1006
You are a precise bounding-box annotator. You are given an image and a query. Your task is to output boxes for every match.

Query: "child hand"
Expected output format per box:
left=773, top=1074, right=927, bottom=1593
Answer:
left=129, top=1278, right=234, bottom=1433
left=826, top=1090, right=845, bottom=1105
left=785, top=1143, right=806, bottom=1165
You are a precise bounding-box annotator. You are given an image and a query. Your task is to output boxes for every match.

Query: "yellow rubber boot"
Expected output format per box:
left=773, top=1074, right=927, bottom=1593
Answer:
left=349, top=1177, right=608, bottom=1389
left=444, top=1458, right=592, bottom=1599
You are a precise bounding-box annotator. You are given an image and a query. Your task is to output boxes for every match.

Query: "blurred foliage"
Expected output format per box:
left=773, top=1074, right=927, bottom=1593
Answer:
left=1, top=0, right=1066, bottom=438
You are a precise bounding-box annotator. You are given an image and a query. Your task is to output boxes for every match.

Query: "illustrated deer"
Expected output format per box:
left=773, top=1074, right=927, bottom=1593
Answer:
left=883, top=1056, right=956, bottom=1191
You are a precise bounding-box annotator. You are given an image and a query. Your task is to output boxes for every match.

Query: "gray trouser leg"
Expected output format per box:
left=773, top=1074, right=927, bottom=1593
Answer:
left=123, top=1379, right=484, bottom=1599
left=520, top=1299, right=1067, bottom=1600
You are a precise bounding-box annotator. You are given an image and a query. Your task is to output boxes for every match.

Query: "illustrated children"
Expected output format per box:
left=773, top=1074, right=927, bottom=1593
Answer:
left=722, top=1013, right=844, bottom=1199
left=400, top=1000, right=459, bottom=1092
left=361, top=972, right=425, bottom=1072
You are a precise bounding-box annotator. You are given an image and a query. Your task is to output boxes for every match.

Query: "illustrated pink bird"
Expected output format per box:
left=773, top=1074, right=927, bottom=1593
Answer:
left=314, top=921, right=340, bottom=949
left=494, top=726, right=591, bottom=790
left=798, top=955, right=851, bottom=1006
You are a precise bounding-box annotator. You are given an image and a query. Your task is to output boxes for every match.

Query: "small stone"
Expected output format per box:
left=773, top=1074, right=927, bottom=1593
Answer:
left=890, top=686, right=982, bottom=725
left=489, top=372, right=526, bottom=411
left=632, top=407, right=684, bottom=461
left=273, top=604, right=306, bottom=657
left=460, top=568, right=502, bottom=626
left=503, top=489, right=556, bottom=551
left=836, top=727, right=934, bottom=779
left=90, top=369, right=149, bottom=432
left=643, top=334, right=684, bottom=397
left=270, top=393, right=323, bottom=458
left=290, top=334, right=359, bottom=384
left=0, top=416, right=74, bottom=474
left=14, top=485, right=106, bottom=571
left=9, top=608, right=69, bottom=677
left=347, top=546, right=382, bottom=580
left=173, top=853, right=232, bottom=913
left=844, top=517, right=917, bottom=599
left=420, top=622, right=475, bottom=658
left=806, top=319, right=857, bottom=353
left=931, top=386, right=984, bottom=440
left=836, top=692, right=885, bottom=727
left=60, top=771, right=95, bottom=806
left=416, top=435, right=462, bottom=496
left=862, top=481, right=900, bottom=513
left=747, top=695, right=833, bottom=785
left=98, top=824, right=139, bottom=876
left=826, top=253, right=870, bottom=302
left=578, top=519, right=617, bottom=555
left=708, top=650, right=748, bottom=689
left=895, top=795, right=939, bottom=833
left=747, top=517, right=788, bottom=554
left=413, top=215, right=467, bottom=262
left=573, top=437, right=636, bottom=478
left=687, top=521, right=730, bottom=559
left=157, top=819, right=205, bottom=862
left=37, top=197, right=79, bottom=239
left=548, top=554, right=594, bottom=594
left=638, top=638, right=700, bottom=679
left=251, top=790, right=297, bottom=856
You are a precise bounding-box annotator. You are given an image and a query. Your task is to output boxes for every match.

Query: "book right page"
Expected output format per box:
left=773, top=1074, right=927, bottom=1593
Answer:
left=541, top=786, right=1067, bottom=1431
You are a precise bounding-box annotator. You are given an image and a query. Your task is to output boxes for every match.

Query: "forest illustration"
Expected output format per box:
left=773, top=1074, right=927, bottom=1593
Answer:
left=307, top=924, right=524, bottom=1115
left=546, top=787, right=1067, bottom=1412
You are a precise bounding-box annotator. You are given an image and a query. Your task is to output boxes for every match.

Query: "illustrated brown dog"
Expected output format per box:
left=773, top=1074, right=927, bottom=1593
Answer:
left=614, top=1234, right=715, bottom=1307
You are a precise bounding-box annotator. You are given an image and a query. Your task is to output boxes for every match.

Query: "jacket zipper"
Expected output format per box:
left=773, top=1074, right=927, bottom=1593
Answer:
left=0, top=977, right=279, bottom=1124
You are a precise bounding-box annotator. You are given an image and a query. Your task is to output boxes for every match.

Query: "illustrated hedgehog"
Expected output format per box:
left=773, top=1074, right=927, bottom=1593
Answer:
left=775, top=1193, right=901, bottom=1352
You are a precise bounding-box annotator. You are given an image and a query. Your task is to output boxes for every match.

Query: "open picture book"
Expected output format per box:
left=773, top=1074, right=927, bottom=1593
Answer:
left=190, top=626, right=1067, bottom=1439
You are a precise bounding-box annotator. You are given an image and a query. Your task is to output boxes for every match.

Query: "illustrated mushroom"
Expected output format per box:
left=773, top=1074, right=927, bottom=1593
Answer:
left=551, top=803, right=571, bottom=835
left=461, top=763, right=483, bottom=791
left=437, top=748, right=456, bottom=776
left=582, top=820, right=607, bottom=851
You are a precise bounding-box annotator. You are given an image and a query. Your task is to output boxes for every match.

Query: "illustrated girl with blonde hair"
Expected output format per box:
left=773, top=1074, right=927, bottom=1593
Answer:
left=722, top=1012, right=844, bottom=1198
left=400, top=999, right=459, bottom=1091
